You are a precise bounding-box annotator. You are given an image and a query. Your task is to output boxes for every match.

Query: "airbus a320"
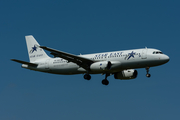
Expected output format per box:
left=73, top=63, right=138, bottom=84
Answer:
left=11, top=35, right=170, bottom=85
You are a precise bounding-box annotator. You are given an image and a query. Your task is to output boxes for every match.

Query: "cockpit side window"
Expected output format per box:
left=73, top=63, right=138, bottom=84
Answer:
left=153, top=51, right=163, bottom=54
left=159, top=51, right=163, bottom=54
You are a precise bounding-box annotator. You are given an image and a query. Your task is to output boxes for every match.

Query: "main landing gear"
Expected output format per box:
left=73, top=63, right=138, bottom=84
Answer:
left=84, top=73, right=91, bottom=80
left=83, top=73, right=110, bottom=85
left=102, top=73, right=110, bottom=86
left=146, top=67, right=151, bottom=78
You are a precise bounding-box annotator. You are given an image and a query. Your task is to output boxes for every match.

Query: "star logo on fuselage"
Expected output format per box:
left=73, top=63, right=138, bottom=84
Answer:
left=127, top=51, right=136, bottom=60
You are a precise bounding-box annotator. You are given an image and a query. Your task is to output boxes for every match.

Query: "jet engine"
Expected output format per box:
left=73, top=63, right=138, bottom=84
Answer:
left=90, top=61, right=111, bottom=71
left=114, top=69, right=138, bottom=80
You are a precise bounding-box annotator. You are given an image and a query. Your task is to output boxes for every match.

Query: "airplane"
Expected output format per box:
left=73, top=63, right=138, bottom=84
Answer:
left=11, top=35, right=170, bottom=85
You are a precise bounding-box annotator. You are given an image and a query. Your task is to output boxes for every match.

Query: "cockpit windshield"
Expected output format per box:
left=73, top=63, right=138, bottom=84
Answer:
left=153, top=51, right=163, bottom=54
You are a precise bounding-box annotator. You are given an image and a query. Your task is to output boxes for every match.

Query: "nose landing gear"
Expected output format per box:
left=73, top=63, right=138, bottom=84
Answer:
left=146, top=67, right=151, bottom=78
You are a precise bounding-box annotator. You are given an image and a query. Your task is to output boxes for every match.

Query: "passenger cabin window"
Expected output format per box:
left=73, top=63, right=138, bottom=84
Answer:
left=153, top=51, right=163, bottom=54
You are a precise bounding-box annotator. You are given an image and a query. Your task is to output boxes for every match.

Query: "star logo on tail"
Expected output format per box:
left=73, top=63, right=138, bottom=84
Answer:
left=29, top=44, right=39, bottom=53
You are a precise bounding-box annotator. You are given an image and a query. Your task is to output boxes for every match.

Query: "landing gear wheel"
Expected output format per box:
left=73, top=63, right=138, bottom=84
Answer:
left=84, top=74, right=91, bottom=80
left=102, top=79, right=109, bottom=85
left=145, top=67, right=151, bottom=78
left=146, top=73, right=151, bottom=78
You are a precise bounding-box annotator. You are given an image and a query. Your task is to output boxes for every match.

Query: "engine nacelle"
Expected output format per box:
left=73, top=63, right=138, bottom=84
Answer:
left=114, top=69, right=138, bottom=80
left=90, top=61, right=111, bottom=71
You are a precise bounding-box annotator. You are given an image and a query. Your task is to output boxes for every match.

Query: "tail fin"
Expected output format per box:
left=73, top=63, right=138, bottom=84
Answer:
left=25, top=35, right=50, bottom=62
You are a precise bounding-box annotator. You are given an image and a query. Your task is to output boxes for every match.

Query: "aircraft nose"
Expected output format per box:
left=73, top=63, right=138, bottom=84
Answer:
left=162, top=55, right=170, bottom=63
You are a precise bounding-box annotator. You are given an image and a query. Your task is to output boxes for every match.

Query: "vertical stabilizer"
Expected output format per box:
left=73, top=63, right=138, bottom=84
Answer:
left=25, top=35, right=50, bottom=62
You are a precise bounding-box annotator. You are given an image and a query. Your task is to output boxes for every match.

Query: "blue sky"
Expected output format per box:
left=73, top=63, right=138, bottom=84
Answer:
left=1, top=0, right=180, bottom=120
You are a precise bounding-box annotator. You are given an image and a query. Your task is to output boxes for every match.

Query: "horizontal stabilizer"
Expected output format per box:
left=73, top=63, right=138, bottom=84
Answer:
left=11, top=59, right=38, bottom=67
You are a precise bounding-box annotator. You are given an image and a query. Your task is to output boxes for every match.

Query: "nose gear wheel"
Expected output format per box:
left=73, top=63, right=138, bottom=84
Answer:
left=146, top=67, right=151, bottom=78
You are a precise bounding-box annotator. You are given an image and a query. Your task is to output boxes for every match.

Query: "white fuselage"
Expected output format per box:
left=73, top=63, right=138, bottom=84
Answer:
left=11, top=35, right=170, bottom=85
left=23, top=48, right=169, bottom=75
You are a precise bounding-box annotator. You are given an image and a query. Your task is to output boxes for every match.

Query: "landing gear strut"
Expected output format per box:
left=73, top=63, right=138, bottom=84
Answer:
left=102, top=74, right=110, bottom=85
left=146, top=67, right=151, bottom=78
left=84, top=73, right=91, bottom=80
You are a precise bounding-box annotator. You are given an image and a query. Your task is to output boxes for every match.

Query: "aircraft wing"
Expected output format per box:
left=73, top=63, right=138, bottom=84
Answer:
left=40, top=46, right=94, bottom=70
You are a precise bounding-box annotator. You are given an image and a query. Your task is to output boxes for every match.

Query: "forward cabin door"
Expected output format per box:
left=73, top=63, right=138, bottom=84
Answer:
left=141, top=48, right=147, bottom=59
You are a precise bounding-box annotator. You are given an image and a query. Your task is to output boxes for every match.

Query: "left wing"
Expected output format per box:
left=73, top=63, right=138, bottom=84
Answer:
left=40, top=46, right=94, bottom=70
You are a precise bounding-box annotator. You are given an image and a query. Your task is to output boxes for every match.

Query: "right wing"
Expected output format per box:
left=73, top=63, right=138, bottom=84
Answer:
left=40, top=46, right=94, bottom=71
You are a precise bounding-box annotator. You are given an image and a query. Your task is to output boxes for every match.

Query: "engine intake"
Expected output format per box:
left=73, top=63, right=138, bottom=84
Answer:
left=114, top=69, right=138, bottom=80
